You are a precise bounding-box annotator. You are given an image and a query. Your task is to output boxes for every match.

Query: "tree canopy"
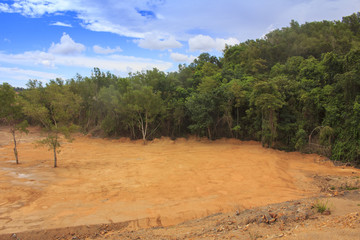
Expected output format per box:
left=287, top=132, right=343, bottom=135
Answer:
left=2, top=12, right=360, bottom=165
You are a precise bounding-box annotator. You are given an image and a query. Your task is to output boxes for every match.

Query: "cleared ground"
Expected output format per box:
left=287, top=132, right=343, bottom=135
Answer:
left=0, top=127, right=358, bottom=237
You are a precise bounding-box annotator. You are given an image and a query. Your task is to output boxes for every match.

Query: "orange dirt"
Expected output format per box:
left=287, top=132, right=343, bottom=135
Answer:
left=0, top=126, right=358, bottom=236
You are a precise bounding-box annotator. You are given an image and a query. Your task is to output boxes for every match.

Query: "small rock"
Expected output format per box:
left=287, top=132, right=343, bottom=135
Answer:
left=269, top=212, right=277, bottom=219
left=269, top=218, right=276, bottom=224
left=263, top=213, right=272, bottom=223
left=243, top=224, right=249, bottom=231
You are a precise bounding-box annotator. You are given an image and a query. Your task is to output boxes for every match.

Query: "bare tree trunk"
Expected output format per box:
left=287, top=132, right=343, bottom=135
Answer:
left=236, top=107, right=239, bottom=139
left=131, top=125, right=135, bottom=139
left=226, top=115, right=233, bottom=137
left=144, top=112, right=148, bottom=144
left=138, top=112, right=147, bottom=145
left=53, top=146, right=57, bottom=168
left=269, top=109, right=275, bottom=147
left=11, top=129, right=19, bottom=164
left=178, top=120, right=181, bottom=135
left=207, top=127, right=212, bottom=140
left=142, top=134, right=146, bottom=144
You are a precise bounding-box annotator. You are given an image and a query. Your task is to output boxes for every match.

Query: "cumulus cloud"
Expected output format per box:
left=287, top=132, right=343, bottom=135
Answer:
left=0, top=1, right=71, bottom=16
left=136, top=34, right=182, bottom=50
left=48, top=33, right=85, bottom=55
left=188, top=35, right=239, bottom=52
left=50, top=22, right=72, bottom=27
left=1, top=0, right=360, bottom=43
left=0, top=30, right=173, bottom=83
left=0, top=3, right=13, bottom=13
left=170, top=52, right=196, bottom=63
left=93, top=45, right=122, bottom=54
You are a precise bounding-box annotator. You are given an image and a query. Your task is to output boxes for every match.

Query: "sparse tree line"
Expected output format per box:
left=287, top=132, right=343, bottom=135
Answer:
left=1, top=12, right=360, bottom=166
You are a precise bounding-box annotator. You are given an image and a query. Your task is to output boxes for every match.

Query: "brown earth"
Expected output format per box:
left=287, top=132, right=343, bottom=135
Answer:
left=0, top=126, right=359, bottom=239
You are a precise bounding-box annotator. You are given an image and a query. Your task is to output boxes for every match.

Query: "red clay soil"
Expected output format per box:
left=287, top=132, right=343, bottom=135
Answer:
left=0, top=126, right=359, bottom=239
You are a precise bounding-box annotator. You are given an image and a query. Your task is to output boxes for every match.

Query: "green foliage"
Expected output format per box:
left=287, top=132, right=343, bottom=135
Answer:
left=295, top=129, right=307, bottom=151
left=186, top=92, right=216, bottom=138
left=15, top=120, right=29, bottom=134
left=319, top=126, right=334, bottom=146
left=21, top=80, right=81, bottom=167
left=250, top=81, right=285, bottom=147
left=0, top=83, right=29, bottom=164
left=313, top=199, right=330, bottom=214
left=4, top=12, right=360, bottom=164
left=122, top=85, right=165, bottom=143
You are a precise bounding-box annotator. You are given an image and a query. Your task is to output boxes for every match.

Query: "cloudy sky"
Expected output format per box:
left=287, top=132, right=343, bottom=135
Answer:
left=0, top=0, right=359, bottom=87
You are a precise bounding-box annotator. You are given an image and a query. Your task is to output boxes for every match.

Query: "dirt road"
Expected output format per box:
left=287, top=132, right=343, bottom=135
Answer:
left=0, top=127, right=358, bottom=237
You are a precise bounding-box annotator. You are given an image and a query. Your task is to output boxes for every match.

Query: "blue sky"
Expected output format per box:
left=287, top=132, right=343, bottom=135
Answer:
left=0, top=0, right=359, bottom=87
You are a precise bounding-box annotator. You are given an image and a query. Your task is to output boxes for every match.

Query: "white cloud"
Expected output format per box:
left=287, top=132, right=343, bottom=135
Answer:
left=170, top=53, right=196, bottom=63
left=0, top=51, right=172, bottom=75
left=53, top=54, right=172, bottom=73
left=93, top=45, right=122, bottom=54
left=48, top=33, right=85, bottom=55
left=50, top=21, right=72, bottom=27
left=1, top=0, right=360, bottom=43
left=136, top=34, right=182, bottom=50
left=0, top=31, right=173, bottom=81
left=0, top=51, right=55, bottom=67
left=81, top=18, right=145, bottom=38
left=0, top=1, right=72, bottom=16
left=0, top=3, right=13, bottom=13
left=188, top=35, right=239, bottom=52
left=278, top=0, right=360, bottom=25
left=0, top=66, right=62, bottom=82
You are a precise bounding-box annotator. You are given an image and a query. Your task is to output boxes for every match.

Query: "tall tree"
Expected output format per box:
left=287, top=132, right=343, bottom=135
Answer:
left=250, top=81, right=285, bottom=147
left=122, top=86, right=165, bottom=144
left=0, top=83, right=28, bottom=164
left=21, top=80, right=81, bottom=167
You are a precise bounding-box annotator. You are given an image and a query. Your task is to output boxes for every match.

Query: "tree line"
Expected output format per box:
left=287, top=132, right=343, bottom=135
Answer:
left=1, top=12, right=360, bottom=166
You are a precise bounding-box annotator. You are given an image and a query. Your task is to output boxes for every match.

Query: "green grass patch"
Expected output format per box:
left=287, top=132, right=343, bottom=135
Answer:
left=313, top=200, right=330, bottom=214
left=345, top=186, right=359, bottom=191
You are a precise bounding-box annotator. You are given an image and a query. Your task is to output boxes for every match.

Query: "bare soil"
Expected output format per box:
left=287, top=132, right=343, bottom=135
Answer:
left=0, top=126, right=359, bottom=239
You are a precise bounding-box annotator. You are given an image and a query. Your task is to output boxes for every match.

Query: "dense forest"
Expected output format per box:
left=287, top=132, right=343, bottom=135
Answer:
left=1, top=12, right=360, bottom=165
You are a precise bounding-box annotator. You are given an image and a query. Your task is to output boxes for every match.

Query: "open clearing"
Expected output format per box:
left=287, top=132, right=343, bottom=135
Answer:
left=0, top=127, right=359, bottom=239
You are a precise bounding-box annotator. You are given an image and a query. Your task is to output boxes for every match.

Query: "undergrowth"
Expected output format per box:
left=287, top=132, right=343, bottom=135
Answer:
left=313, top=200, right=330, bottom=213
